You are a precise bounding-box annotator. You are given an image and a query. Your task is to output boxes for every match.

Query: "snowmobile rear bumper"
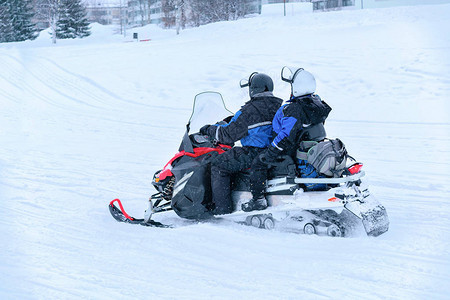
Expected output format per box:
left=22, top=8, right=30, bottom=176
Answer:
left=360, top=204, right=389, bottom=237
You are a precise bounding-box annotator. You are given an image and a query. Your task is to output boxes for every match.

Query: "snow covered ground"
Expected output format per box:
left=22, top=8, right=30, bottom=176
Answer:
left=1, top=3, right=450, bottom=299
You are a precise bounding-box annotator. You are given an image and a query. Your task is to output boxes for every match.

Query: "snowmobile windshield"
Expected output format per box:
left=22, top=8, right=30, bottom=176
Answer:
left=188, top=92, right=233, bottom=134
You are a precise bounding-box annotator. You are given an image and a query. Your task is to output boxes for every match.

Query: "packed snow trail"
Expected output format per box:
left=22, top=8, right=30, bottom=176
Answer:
left=1, top=4, right=449, bottom=299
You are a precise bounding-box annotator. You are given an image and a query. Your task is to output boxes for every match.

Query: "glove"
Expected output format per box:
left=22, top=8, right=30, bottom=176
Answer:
left=199, top=125, right=211, bottom=135
left=259, top=146, right=281, bottom=164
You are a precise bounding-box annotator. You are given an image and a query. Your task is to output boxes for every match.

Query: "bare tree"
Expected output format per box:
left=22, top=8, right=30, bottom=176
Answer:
left=161, top=0, right=175, bottom=28
left=137, top=0, right=147, bottom=26
left=146, top=0, right=162, bottom=24
left=35, top=0, right=61, bottom=44
left=186, top=0, right=201, bottom=27
left=175, top=0, right=186, bottom=34
left=183, top=0, right=254, bottom=28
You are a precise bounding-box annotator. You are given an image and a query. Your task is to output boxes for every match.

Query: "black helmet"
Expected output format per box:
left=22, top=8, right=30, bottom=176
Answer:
left=240, top=72, right=274, bottom=98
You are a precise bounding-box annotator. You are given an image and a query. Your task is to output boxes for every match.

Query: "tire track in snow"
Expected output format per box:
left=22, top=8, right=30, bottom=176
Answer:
left=0, top=53, right=94, bottom=111
left=40, top=57, right=163, bottom=109
left=1, top=52, right=135, bottom=113
left=0, top=53, right=31, bottom=104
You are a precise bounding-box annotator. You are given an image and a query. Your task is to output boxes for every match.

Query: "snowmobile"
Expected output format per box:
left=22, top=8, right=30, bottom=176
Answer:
left=109, top=89, right=389, bottom=237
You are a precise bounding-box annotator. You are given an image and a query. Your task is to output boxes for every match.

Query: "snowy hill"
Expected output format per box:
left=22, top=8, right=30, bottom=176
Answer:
left=1, top=3, right=450, bottom=299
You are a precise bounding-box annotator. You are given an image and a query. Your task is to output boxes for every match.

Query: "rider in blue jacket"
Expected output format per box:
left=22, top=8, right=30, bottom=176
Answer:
left=242, top=68, right=332, bottom=212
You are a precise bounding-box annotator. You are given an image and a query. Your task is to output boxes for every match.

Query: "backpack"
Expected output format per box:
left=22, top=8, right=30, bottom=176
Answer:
left=297, top=138, right=350, bottom=178
left=297, top=159, right=328, bottom=191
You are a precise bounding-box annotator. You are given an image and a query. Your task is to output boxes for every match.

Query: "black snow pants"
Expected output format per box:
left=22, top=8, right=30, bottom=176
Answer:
left=249, top=155, right=270, bottom=201
left=210, top=146, right=262, bottom=215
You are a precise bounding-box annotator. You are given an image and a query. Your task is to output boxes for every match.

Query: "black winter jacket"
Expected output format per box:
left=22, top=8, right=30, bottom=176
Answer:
left=206, top=92, right=283, bottom=148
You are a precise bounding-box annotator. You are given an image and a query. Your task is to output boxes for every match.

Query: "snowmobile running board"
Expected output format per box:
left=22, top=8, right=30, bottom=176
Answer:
left=269, top=171, right=365, bottom=185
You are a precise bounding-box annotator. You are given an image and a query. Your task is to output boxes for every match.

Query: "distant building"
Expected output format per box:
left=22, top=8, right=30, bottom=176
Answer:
left=127, top=0, right=160, bottom=27
left=246, top=0, right=263, bottom=14
left=84, top=1, right=127, bottom=26
left=261, top=0, right=355, bottom=13
left=311, top=0, right=355, bottom=11
left=33, top=15, right=49, bottom=31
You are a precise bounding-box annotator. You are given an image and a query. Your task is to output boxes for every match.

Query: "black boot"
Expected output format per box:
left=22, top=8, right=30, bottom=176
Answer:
left=241, top=197, right=268, bottom=212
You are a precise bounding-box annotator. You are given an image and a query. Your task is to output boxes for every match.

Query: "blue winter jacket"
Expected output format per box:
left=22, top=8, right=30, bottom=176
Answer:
left=271, top=94, right=331, bottom=153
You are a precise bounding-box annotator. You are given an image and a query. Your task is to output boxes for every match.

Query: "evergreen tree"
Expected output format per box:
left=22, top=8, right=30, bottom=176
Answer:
left=55, top=0, right=90, bottom=39
left=0, top=3, right=14, bottom=43
left=0, top=0, right=38, bottom=43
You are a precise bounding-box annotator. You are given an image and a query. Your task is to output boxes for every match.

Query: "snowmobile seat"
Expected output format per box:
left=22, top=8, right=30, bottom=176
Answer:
left=301, top=123, right=327, bottom=142
left=268, top=155, right=297, bottom=179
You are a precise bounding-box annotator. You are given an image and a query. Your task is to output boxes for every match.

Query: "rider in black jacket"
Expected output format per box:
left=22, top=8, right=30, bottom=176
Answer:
left=200, top=73, right=283, bottom=215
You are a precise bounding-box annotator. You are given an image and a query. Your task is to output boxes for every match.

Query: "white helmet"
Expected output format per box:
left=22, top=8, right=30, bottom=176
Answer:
left=281, top=67, right=316, bottom=97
